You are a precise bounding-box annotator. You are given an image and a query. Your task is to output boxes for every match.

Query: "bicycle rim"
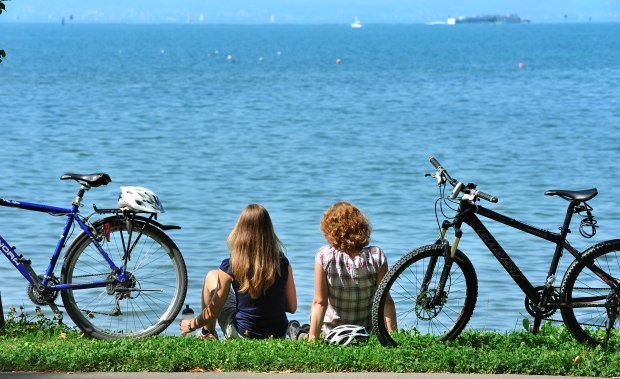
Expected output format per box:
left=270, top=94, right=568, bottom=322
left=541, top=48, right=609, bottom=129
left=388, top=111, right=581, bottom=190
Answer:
left=61, top=218, right=187, bottom=339
left=373, top=245, right=477, bottom=346
left=561, top=240, right=620, bottom=345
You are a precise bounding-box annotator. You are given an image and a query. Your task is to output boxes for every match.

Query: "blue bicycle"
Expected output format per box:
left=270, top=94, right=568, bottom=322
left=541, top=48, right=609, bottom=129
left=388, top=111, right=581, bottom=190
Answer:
left=0, top=173, right=187, bottom=339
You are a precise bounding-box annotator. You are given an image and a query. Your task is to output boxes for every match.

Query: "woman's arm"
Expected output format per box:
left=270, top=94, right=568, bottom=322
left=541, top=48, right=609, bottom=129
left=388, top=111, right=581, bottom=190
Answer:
left=181, top=269, right=233, bottom=334
left=308, top=262, right=328, bottom=341
left=285, top=263, right=297, bottom=313
left=376, top=264, right=397, bottom=332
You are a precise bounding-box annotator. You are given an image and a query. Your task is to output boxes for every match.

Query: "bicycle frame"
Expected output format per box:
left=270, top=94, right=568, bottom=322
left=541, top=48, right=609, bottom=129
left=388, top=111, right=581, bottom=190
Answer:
left=0, top=197, right=125, bottom=291
left=449, top=199, right=620, bottom=306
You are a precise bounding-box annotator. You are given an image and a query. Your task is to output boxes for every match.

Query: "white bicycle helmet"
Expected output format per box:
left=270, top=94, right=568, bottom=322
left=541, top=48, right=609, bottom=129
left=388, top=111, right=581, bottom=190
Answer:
left=117, top=186, right=165, bottom=214
left=324, top=325, right=370, bottom=346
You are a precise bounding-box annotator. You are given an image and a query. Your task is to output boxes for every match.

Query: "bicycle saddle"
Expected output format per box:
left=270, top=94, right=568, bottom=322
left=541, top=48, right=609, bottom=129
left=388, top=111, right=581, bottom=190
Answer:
left=544, top=188, right=597, bottom=202
left=61, top=173, right=112, bottom=187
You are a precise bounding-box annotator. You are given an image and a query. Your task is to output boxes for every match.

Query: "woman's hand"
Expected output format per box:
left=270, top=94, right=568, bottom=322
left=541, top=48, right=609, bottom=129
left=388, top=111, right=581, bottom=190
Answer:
left=180, top=318, right=194, bottom=336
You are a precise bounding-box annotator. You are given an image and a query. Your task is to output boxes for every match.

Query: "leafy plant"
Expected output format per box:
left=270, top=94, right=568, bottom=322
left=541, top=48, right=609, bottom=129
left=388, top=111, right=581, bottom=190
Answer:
left=1, top=322, right=620, bottom=375
left=0, top=305, right=73, bottom=337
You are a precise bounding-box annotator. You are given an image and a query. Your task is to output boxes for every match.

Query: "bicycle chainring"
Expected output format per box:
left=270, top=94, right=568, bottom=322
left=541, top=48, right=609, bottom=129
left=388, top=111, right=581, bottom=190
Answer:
left=525, top=286, right=559, bottom=319
left=27, top=275, right=60, bottom=306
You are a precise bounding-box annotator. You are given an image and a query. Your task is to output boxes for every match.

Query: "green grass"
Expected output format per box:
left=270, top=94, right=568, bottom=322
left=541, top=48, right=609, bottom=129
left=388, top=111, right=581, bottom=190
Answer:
left=1, top=309, right=619, bottom=376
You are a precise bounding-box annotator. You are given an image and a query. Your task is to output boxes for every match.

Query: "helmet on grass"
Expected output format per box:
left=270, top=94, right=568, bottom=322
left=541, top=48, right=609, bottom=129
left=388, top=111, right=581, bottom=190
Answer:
left=118, top=186, right=165, bottom=213
left=324, top=325, right=369, bottom=346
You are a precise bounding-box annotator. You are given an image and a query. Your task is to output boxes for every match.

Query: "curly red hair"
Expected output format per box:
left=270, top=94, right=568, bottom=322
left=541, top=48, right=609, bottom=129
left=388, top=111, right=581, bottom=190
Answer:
left=320, top=201, right=371, bottom=255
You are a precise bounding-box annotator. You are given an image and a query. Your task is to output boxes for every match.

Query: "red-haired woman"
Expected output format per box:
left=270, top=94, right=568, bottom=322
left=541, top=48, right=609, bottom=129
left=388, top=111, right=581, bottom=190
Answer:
left=298, top=201, right=397, bottom=341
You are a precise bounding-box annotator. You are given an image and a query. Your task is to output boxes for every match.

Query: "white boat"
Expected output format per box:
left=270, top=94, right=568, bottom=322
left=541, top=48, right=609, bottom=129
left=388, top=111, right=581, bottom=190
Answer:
left=351, top=18, right=363, bottom=28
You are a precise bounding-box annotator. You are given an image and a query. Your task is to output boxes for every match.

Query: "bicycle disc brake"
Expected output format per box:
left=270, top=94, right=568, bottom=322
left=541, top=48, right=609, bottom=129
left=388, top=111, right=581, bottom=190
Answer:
left=524, top=286, right=559, bottom=319
left=415, top=288, right=449, bottom=320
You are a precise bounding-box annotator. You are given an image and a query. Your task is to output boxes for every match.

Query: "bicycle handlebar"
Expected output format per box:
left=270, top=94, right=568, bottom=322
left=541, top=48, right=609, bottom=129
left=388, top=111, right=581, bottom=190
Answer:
left=428, top=156, right=499, bottom=203
left=476, top=190, right=499, bottom=203
left=428, top=156, right=458, bottom=187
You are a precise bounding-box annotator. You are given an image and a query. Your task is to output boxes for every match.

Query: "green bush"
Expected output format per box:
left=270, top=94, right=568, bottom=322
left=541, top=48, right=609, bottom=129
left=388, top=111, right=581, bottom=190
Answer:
left=1, top=311, right=620, bottom=375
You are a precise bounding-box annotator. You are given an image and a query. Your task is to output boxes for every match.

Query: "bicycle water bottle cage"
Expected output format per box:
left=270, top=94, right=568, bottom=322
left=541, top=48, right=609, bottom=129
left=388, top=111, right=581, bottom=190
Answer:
left=61, top=173, right=112, bottom=188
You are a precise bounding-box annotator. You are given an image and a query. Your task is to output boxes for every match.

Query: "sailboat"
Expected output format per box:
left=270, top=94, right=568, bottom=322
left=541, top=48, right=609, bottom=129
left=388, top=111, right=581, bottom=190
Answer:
left=351, top=17, right=363, bottom=28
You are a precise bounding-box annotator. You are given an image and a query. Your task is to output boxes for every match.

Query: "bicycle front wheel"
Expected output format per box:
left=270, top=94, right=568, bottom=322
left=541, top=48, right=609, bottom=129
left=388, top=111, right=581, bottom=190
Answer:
left=60, top=216, right=187, bottom=339
left=561, top=240, right=620, bottom=345
left=372, top=244, right=477, bottom=346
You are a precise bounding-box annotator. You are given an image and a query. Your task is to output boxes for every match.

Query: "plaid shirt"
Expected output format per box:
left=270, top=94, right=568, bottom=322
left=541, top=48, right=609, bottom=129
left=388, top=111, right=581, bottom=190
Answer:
left=315, top=245, right=387, bottom=333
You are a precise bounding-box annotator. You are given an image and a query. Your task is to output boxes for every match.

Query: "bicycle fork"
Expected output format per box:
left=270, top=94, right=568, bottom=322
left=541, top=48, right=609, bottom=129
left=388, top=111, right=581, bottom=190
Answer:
left=420, top=221, right=462, bottom=309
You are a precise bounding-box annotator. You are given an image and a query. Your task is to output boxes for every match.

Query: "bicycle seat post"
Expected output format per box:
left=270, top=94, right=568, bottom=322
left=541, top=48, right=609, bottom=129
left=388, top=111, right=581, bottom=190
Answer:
left=72, top=184, right=91, bottom=210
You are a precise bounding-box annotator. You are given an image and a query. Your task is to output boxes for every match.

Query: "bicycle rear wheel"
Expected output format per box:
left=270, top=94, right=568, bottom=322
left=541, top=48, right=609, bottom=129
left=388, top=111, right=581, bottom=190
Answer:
left=60, top=216, right=187, bottom=339
left=372, top=244, right=477, bottom=346
left=561, top=240, right=620, bottom=345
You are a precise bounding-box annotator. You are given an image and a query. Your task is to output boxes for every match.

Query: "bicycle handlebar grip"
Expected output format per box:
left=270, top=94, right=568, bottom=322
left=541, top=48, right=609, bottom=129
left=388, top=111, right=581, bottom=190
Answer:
left=429, top=156, right=442, bottom=169
left=477, top=190, right=499, bottom=203
left=429, top=156, right=458, bottom=186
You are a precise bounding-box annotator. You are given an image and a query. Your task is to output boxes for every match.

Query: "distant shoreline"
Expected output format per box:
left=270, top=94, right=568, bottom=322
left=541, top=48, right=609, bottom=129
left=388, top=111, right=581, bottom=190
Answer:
left=1, top=20, right=620, bottom=25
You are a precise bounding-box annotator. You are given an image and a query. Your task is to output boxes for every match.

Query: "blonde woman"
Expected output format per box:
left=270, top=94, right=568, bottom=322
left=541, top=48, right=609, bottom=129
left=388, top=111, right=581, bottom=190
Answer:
left=306, top=201, right=396, bottom=341
left=181, top=204, right=297, bottom=339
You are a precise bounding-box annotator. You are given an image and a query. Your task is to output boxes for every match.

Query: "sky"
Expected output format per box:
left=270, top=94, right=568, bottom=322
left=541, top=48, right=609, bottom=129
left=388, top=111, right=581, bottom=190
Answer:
left=1, top=0, right=619, bottom=24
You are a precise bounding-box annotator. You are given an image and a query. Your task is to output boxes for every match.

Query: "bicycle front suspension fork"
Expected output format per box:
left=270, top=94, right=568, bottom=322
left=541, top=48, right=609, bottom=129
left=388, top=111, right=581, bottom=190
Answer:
left=423, top=221, right=462, bottom=306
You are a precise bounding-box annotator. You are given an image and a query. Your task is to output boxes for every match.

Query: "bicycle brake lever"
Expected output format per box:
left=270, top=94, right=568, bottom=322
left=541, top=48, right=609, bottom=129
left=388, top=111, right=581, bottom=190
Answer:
left=425, top=172, right=445, bottom=185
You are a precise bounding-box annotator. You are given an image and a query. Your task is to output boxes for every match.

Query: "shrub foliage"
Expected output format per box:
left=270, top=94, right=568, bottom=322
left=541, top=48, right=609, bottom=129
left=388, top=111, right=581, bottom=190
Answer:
left=1, top=309, right=620, bottom=376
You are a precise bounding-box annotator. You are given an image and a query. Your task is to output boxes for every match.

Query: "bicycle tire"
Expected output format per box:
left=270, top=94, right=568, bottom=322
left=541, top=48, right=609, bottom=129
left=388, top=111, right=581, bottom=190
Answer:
left=60, top=216, right=187, bottom=339
left=372, top=244, right=478, bottom=346
left=560, top=239, right=620, bottom=346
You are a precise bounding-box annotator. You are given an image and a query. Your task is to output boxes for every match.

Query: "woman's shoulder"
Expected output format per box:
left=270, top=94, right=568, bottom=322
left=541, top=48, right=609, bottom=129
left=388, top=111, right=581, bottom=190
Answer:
left=315, top=245, right=336, bottom=258
left=364, top=245, right=385, bottom=255
left=363, top=246, right=386, bottom=264
left=280, top=252, right=290, bottom=267
left=315, top=245, right=336, bottom=265
left=219, top=257, right=232, bottom=274
left=317, top=244, right=333, bottom=252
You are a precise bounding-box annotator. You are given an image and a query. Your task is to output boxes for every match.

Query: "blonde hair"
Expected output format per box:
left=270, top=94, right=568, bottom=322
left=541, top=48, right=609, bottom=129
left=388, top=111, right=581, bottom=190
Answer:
left=227, top=204, right=284, bottom=299
left=320, top=201, right=371, bottom=255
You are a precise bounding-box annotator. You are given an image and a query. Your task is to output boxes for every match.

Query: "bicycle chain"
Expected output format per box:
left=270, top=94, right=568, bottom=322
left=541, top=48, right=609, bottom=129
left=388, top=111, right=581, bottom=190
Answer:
left=52, top=273, right=118, bottom=316
left=543, top=287, right=617, bottom=329
left=541, top=318, right=605, bottom=328
left=71, top=273, right=111, bottom=278
left=50, top=301, right=118, bottom=317
left=573, top=287, right=611, bottom=291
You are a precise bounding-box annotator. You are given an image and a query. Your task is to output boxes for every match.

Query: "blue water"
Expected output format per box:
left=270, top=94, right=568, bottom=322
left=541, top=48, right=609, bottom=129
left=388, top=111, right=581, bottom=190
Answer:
left=1, top=23, right=619, bottom=334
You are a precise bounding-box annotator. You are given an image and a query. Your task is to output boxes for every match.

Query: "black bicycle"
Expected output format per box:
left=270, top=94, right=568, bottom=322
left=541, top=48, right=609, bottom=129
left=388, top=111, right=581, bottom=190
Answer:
left=372, top=156, right=620, bottom=347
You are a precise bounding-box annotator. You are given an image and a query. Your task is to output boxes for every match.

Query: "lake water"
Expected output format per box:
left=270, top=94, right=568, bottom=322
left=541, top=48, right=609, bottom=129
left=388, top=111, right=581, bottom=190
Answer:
left=0, top=22, right=619, bottom=334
